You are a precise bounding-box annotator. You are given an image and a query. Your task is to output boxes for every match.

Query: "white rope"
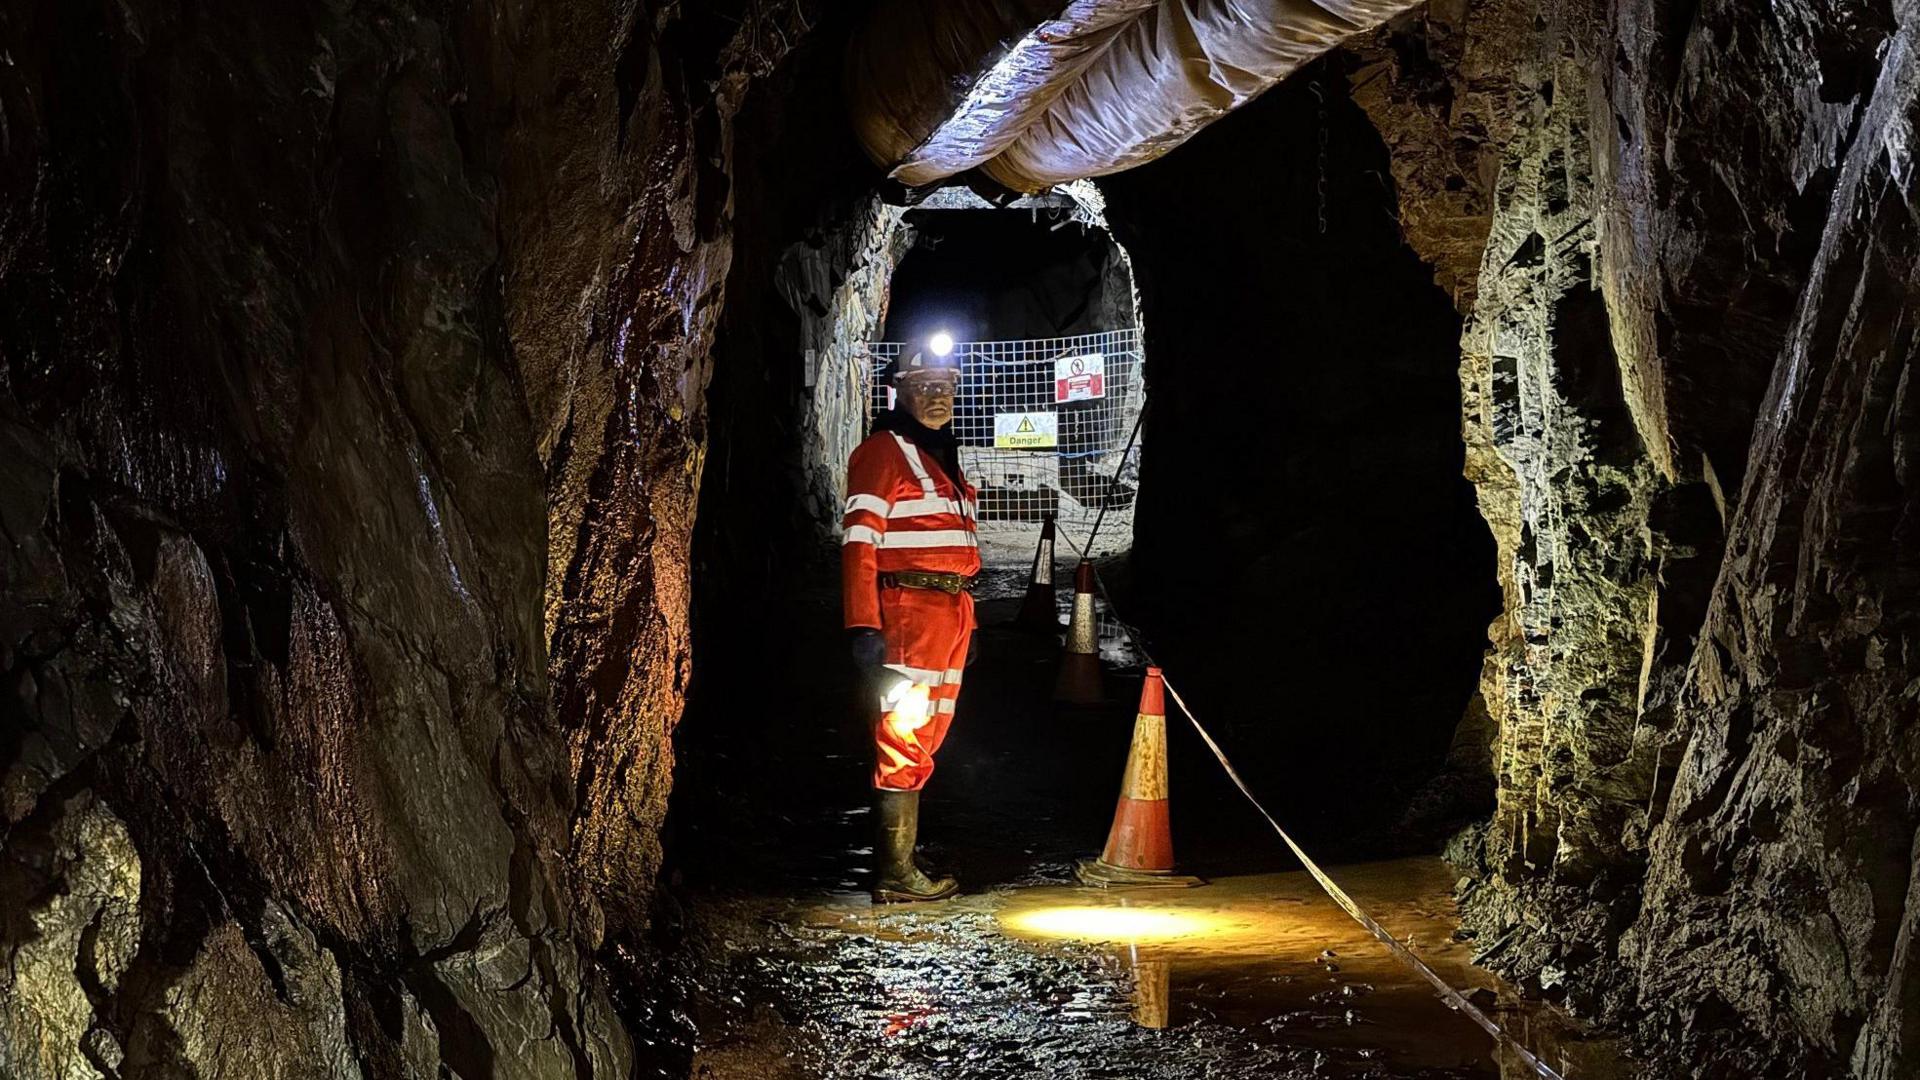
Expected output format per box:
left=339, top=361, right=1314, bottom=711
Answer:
left=1053, top=521, right=1564, bottom=1080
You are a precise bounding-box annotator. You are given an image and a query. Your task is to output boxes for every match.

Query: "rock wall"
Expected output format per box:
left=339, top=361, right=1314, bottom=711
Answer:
left=1354, top=1, right=1920, bottom=1073
left=0, top=0, right=803, bottom=1073
left=781, top=200, right=910, bottom=534
left=1633, top=15, right=1920, bottom=1073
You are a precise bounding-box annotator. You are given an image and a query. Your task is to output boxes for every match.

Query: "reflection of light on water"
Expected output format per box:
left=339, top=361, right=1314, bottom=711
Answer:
left=1129, top=945, right=1172, bottom=1029
left=1000, top=906, right=1223, bottom=943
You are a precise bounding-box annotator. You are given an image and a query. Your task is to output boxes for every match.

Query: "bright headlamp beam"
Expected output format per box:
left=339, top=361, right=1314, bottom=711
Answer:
left=929, top=331, right=955, bottom=357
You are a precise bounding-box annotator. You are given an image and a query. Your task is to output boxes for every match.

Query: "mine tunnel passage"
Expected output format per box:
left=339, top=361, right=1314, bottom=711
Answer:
left=666, top=62, right=1555, bottom=1079
left=8, top=0, right=1915, bottom=1076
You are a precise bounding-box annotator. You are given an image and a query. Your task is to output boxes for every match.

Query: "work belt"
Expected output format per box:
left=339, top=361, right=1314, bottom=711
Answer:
left=879, top=570, right=977, bottom=595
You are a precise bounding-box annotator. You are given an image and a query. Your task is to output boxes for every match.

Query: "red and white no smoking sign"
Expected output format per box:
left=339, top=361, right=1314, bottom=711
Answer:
left=1054, top=353, right=1106, bottom=403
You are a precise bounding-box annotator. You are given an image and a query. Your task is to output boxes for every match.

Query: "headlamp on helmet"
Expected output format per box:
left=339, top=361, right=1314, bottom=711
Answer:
left=892, top=333, right=962, bottom=383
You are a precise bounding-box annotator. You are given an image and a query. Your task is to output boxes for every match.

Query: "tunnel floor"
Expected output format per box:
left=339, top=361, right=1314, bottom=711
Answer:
left=667, top=591, right=1634, bottom=1079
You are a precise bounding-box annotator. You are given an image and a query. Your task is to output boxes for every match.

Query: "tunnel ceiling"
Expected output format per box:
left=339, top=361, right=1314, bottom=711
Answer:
left=845, top=0, right=1425, bottom=192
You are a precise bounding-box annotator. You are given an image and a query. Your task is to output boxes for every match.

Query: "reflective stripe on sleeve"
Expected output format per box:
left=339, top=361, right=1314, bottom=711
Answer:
left=845, top=494, right=891, bottom=517
left=890, top=496, right=966, bottom=518
left=843, top=524, right=882, bottom=546
left=877, top=529, right=978, bottom=550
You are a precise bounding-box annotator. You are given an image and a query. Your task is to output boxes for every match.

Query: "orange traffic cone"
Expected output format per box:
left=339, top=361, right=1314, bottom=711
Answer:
left=1052, top=559, right=1104, bottom=705
left=1076, top=667, right=1204, bottom=888
left=1014, top=513, right=1059, bottom=633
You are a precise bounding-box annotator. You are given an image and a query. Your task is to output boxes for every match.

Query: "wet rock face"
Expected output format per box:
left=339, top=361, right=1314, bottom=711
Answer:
left=1357, top=0, right=1920, bottom=1073
left=0, top=0, right=797, bottom=1071
left=1634, top=24, right=1920, bottom=1073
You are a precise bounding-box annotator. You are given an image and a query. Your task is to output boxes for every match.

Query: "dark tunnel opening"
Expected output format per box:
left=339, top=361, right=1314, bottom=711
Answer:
left=1098, top=62, right=1503, bottom=851
left=879, top=208, right=1133, bottom=346
left=674, top=54, right=1499, bottom=903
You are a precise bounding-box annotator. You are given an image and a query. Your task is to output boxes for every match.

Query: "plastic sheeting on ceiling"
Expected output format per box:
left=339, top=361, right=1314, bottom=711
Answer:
left=845, top=0, right=1424, bottom=193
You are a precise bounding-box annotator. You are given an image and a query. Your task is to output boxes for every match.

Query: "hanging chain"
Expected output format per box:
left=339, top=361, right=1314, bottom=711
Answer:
left=1310, top=78, right=1330, bottom=235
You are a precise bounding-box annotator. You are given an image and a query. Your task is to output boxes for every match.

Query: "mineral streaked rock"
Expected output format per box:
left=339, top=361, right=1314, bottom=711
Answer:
left=1359, top=0, right=1920, bottom=1073
left=0, top=794, right=139, bottom=1080
left=1635, top=18, right=1920, bottom=1072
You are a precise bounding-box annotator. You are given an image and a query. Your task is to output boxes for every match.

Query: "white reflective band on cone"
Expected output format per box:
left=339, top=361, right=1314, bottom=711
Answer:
left=1067, top=593, right=1097, bottom=653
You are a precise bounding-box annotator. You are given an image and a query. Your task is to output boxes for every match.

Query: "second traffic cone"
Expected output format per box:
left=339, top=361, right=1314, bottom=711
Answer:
left=1076, top=667, right=1204, bottom=888
left=1052, top=558, right=1104, bottom=705
left=1014, top=513, right=1059, bottom=633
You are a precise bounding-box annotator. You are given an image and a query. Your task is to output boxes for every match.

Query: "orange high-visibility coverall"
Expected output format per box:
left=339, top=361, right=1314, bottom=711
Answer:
left=843, top=430, right=981, bottom=790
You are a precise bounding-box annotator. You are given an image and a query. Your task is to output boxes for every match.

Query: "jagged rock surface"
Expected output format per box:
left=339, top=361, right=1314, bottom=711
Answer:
left=0, top=0, right=802, bottom=1073
left=1356, top=1, right=1920, bottom=1074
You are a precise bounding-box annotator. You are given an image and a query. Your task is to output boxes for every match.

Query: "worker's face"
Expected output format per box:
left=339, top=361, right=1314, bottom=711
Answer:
left=900, top=376, right=956, bottom=429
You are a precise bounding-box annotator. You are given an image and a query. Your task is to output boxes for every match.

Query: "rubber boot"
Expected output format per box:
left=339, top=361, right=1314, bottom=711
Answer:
left=872, top=789, right=958, bottom=903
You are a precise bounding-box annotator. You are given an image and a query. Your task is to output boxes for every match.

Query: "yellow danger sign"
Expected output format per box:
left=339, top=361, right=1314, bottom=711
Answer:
left=994, top=411, right=1058, bottom=449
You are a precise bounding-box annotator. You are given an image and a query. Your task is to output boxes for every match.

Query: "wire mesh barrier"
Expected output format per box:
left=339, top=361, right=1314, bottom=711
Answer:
left=863, top=328, right=1145, bottom=567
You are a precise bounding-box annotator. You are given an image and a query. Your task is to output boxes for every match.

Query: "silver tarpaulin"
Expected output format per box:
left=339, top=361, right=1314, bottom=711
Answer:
left=847, top=0, right=1424, bottom=192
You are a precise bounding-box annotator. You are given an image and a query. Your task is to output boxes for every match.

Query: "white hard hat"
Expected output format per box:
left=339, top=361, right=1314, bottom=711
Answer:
left=892, top=341, right=962, bottom=382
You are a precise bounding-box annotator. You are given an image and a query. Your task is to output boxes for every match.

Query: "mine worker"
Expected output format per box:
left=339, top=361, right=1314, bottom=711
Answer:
left=843, top=335, right=979, bottom=903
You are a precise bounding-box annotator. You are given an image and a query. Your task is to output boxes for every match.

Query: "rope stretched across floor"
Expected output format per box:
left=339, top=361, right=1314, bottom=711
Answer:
left=1052, top=406, right=1565, bottom=1080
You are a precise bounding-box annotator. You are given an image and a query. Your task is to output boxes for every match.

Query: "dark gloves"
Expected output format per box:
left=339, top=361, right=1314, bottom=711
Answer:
left=965, top=633, right=979, bottom=668
left=848, top=627, right=886, bottom=670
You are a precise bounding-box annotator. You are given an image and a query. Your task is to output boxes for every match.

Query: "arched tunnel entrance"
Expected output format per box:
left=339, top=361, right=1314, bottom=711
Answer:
left=875, top=198, right=1147, bottom=576
left=667, top=35, right=1516, bottom=1078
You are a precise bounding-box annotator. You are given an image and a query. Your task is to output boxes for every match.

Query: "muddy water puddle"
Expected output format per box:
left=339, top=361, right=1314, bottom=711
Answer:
left=687, top=857, right=1632, bottom=1079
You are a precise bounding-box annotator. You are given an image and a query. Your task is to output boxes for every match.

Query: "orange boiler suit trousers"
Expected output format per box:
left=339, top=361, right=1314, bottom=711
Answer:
left=842, top=429, right=981, bottom=791
left=869, top=587, right=974, bottom=791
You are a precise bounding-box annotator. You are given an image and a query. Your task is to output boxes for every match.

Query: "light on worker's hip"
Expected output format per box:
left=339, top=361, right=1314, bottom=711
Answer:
left=880, top=677, right=932, bottom=731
